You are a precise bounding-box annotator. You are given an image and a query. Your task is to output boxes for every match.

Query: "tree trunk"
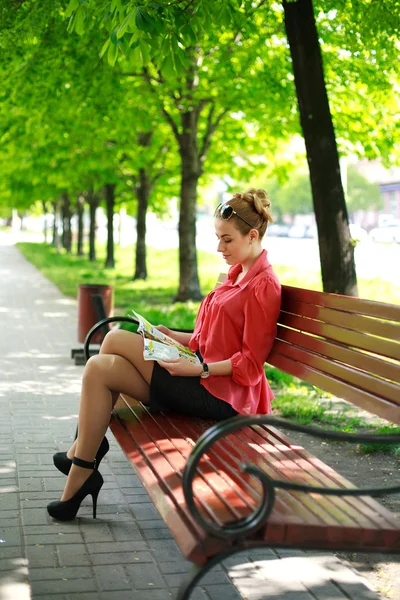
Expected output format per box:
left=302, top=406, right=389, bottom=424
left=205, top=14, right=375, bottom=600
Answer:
left=104, top=183, right=115, bottom=268
left=61, top=192, right=72, bottom=253
left=175, top=112, right=202, bottom=301
left=52, top=202, right=61, bottom=252
left=41, top=200, right=48, bottom=243
left=134, top=168, right=150, bottom=280
left=283, top=0, right=358, bottom=295
left=76, top=194, right=85, bottom=256
left=87, top=188, right=99, bottom=262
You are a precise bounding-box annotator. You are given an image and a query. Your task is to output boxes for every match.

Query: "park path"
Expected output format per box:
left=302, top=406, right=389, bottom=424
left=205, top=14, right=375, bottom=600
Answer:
left=0, top=231, right=381, bottom=600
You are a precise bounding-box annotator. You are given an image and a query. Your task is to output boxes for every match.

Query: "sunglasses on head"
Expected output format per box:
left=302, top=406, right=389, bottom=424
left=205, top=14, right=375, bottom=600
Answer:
left=215, top=203, right=254, bottom=229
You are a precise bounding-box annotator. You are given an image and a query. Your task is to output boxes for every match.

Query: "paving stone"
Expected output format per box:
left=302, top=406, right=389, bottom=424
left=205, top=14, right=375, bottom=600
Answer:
left=0, top=526, right=23, bottom=547
left=0, top=492, right=18, bottom=509
left=158, top=560, right=192, bottom=574
left=165, top=568, right=230, bottom=588
left=93, top=564, right=132, bottom=591
left=148, top=540, right=184, bottom=562
left=109, top=521, right=144, bottom=542
left=125, top=562, right=166, bottom=589
left=26, top=545, right=58, bottom=569
left=30, top=577, right=98, bottom=595
left=56, top=544, right=91, bottom=567
left=29, top=566, right=93, bottom=581
left=0, top=546, right=25, bottom=560
left=205, top=584, right=243, bottom=599
left=25, top=533, right=83, bottom=546
left=22, top=508, right=53, bottom=526
left=0, top=557, right=28, bottom=572
left=129, top=504, right=162, bottom=521
left=80, top=522, right=114, bottom=543
left=86, top=541, right=149, bottom=554
left=0, top=510, right=19, bottom=527
left=91, top=551, right=153, bottom=565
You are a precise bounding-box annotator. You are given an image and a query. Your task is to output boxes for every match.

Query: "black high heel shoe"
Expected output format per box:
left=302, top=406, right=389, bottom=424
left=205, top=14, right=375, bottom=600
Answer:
left=47, top=457, right=103, bottom=521
left=53, top=436, right=109, bottom=475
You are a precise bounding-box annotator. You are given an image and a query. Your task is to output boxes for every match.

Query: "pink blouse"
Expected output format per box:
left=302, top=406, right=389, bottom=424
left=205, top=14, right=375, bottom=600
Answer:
left=189, top=250, right=281, bottom=415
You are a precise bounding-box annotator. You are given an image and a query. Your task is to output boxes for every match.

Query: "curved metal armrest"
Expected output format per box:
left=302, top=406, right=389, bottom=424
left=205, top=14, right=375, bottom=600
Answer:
left=182, top=415, right=400, bottom=541
left=83, top=317, right=140, bottom=361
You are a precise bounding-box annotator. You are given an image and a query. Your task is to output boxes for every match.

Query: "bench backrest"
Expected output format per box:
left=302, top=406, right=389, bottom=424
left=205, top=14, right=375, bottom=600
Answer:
left=218, top=275, right=400, bottom=425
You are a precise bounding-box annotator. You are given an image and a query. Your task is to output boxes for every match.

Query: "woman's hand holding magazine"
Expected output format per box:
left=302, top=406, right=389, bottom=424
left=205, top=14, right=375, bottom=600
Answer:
left=132, top=311, right=200, bottom=364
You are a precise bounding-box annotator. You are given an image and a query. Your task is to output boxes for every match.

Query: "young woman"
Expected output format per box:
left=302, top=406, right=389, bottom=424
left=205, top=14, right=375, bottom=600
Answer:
left=47, top=188, right=281, bottom=521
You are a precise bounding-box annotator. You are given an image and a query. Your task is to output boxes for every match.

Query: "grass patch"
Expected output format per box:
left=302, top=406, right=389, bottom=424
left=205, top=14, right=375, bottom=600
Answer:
left=273, top=389, right=400, bottom=454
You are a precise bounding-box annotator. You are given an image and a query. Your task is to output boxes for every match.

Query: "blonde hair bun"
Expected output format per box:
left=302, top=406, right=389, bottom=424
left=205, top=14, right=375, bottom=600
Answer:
left=232, top=188, right=273, bottom=225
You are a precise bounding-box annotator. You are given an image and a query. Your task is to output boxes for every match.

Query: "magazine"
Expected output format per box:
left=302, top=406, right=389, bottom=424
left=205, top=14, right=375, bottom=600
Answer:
left=132, top=310, right=200, bottom=364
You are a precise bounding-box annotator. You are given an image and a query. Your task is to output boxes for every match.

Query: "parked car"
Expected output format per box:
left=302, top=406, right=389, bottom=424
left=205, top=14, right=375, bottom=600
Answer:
left=369, top=224, right=400, bottom=243
left=288, top=224, right=317, bottom=239
left=287, top=224, right=309, bottom=238
left=267, top=223, right=291, bottom=237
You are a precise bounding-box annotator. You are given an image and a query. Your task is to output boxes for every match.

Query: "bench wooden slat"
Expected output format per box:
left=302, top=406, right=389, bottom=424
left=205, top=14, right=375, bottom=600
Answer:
left=278, top=313, right=400, bottom=361
left=282, top=286, right=400, bottom=321
left=127, top=407, right=250, bottom=527
left=280, top=298, right=400, bottom=341
left=111, top=397, right=400, bottom=558
left=183, top=417, right=332, bottom=528
left=275, top=325, right=400, bottom=385
left=168, top=415, right=321, bottom=532
left=273, top=339, right=400, bottom=405
left=238, top=425, right=394, bottom=533
left=252, top=425, right=399, bottom=530
left=267, top=352, right=400, bottom=424
left=150, top=412, right=255, bottom=519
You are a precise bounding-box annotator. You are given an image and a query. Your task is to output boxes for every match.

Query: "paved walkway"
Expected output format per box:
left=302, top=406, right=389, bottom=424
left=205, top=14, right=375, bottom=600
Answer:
left=0, top=232, right=381, bottom=600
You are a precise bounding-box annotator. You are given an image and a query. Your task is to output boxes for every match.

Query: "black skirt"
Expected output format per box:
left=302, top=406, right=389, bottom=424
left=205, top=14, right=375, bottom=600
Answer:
left=149, top=361, right=238, bottom=421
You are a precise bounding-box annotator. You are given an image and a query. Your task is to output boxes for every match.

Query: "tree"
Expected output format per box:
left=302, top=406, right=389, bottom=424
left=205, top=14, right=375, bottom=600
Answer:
left=67, top=1, right=297, bottom=299
left=283, top=0, right=357, bottom=295
left=65, top=0, right=400, bottom=296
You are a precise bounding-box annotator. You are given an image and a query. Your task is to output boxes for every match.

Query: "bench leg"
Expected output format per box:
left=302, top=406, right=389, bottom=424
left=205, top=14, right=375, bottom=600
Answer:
left=176, top=546, right=245, bottom=600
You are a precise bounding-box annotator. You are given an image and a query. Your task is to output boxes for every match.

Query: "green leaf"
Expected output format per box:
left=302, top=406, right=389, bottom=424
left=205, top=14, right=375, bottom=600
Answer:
left=74, top=6, right=85, bottom=36
left=117, top=10, right=135, bottom=39
left=129, top=37, right=140, bottom=50
left=99, top=37, right=111, bottom=58
left=218, top=4, right=232, bottom=28
left=160, top=52, right=176, bottom=79
left=135, top=8, right=156, bottom=32
left=139, top=40, right=151, bottom=66
left=180, top=24, right=197, bottom=46
left=65, top=0, right=79, bottom=19
left=107, top=40, right=118, bottom=66
left=111, top=27, right=119, bottom=45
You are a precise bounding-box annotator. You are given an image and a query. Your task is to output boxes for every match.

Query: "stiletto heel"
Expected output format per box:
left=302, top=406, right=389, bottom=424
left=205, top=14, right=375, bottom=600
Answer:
left=47, top=457, right=103, bottom=521
left=92, top=490, right=100, bottom=519
left=53, top=436, right=109, bottom=475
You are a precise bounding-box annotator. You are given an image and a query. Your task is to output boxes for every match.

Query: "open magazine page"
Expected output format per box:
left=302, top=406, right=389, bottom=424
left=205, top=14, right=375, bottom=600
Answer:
left=132, top=310, right=200, bottom=364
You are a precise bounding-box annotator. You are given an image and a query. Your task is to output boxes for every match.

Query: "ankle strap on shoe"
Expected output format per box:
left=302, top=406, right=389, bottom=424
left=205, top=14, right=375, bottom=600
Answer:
left=73, top=457, right=96, bottom=469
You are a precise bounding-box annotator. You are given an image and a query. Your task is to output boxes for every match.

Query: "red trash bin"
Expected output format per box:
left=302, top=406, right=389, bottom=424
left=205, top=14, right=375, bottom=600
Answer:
left=77, top=284, right=114, bottom=344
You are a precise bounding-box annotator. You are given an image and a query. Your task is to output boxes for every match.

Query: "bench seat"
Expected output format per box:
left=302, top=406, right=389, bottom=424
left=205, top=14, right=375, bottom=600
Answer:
left=110, top=398, right=400, bottom=566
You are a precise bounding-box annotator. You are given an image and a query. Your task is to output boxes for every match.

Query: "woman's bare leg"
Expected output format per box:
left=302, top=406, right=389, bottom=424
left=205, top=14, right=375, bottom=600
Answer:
left=60, top=330, right=154, bottom=501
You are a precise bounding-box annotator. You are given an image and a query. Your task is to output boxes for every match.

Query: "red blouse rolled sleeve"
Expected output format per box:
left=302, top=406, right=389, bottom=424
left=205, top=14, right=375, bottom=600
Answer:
left=230, top=276, right=281, bottom=387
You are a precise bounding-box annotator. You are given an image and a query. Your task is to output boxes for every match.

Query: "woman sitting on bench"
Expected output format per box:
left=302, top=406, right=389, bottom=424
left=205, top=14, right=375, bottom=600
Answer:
left=47, top=188, right=281, bottom=521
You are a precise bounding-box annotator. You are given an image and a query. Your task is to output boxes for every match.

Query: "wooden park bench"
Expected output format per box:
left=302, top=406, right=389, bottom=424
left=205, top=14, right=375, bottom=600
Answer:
left=84, top=284, right=400, bottom=600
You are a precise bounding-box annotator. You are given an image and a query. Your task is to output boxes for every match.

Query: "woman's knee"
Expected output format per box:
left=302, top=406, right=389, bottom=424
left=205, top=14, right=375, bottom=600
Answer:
left=100, top=328, right=130, bottom=354
left=83, top=354, right=112, bottom=383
